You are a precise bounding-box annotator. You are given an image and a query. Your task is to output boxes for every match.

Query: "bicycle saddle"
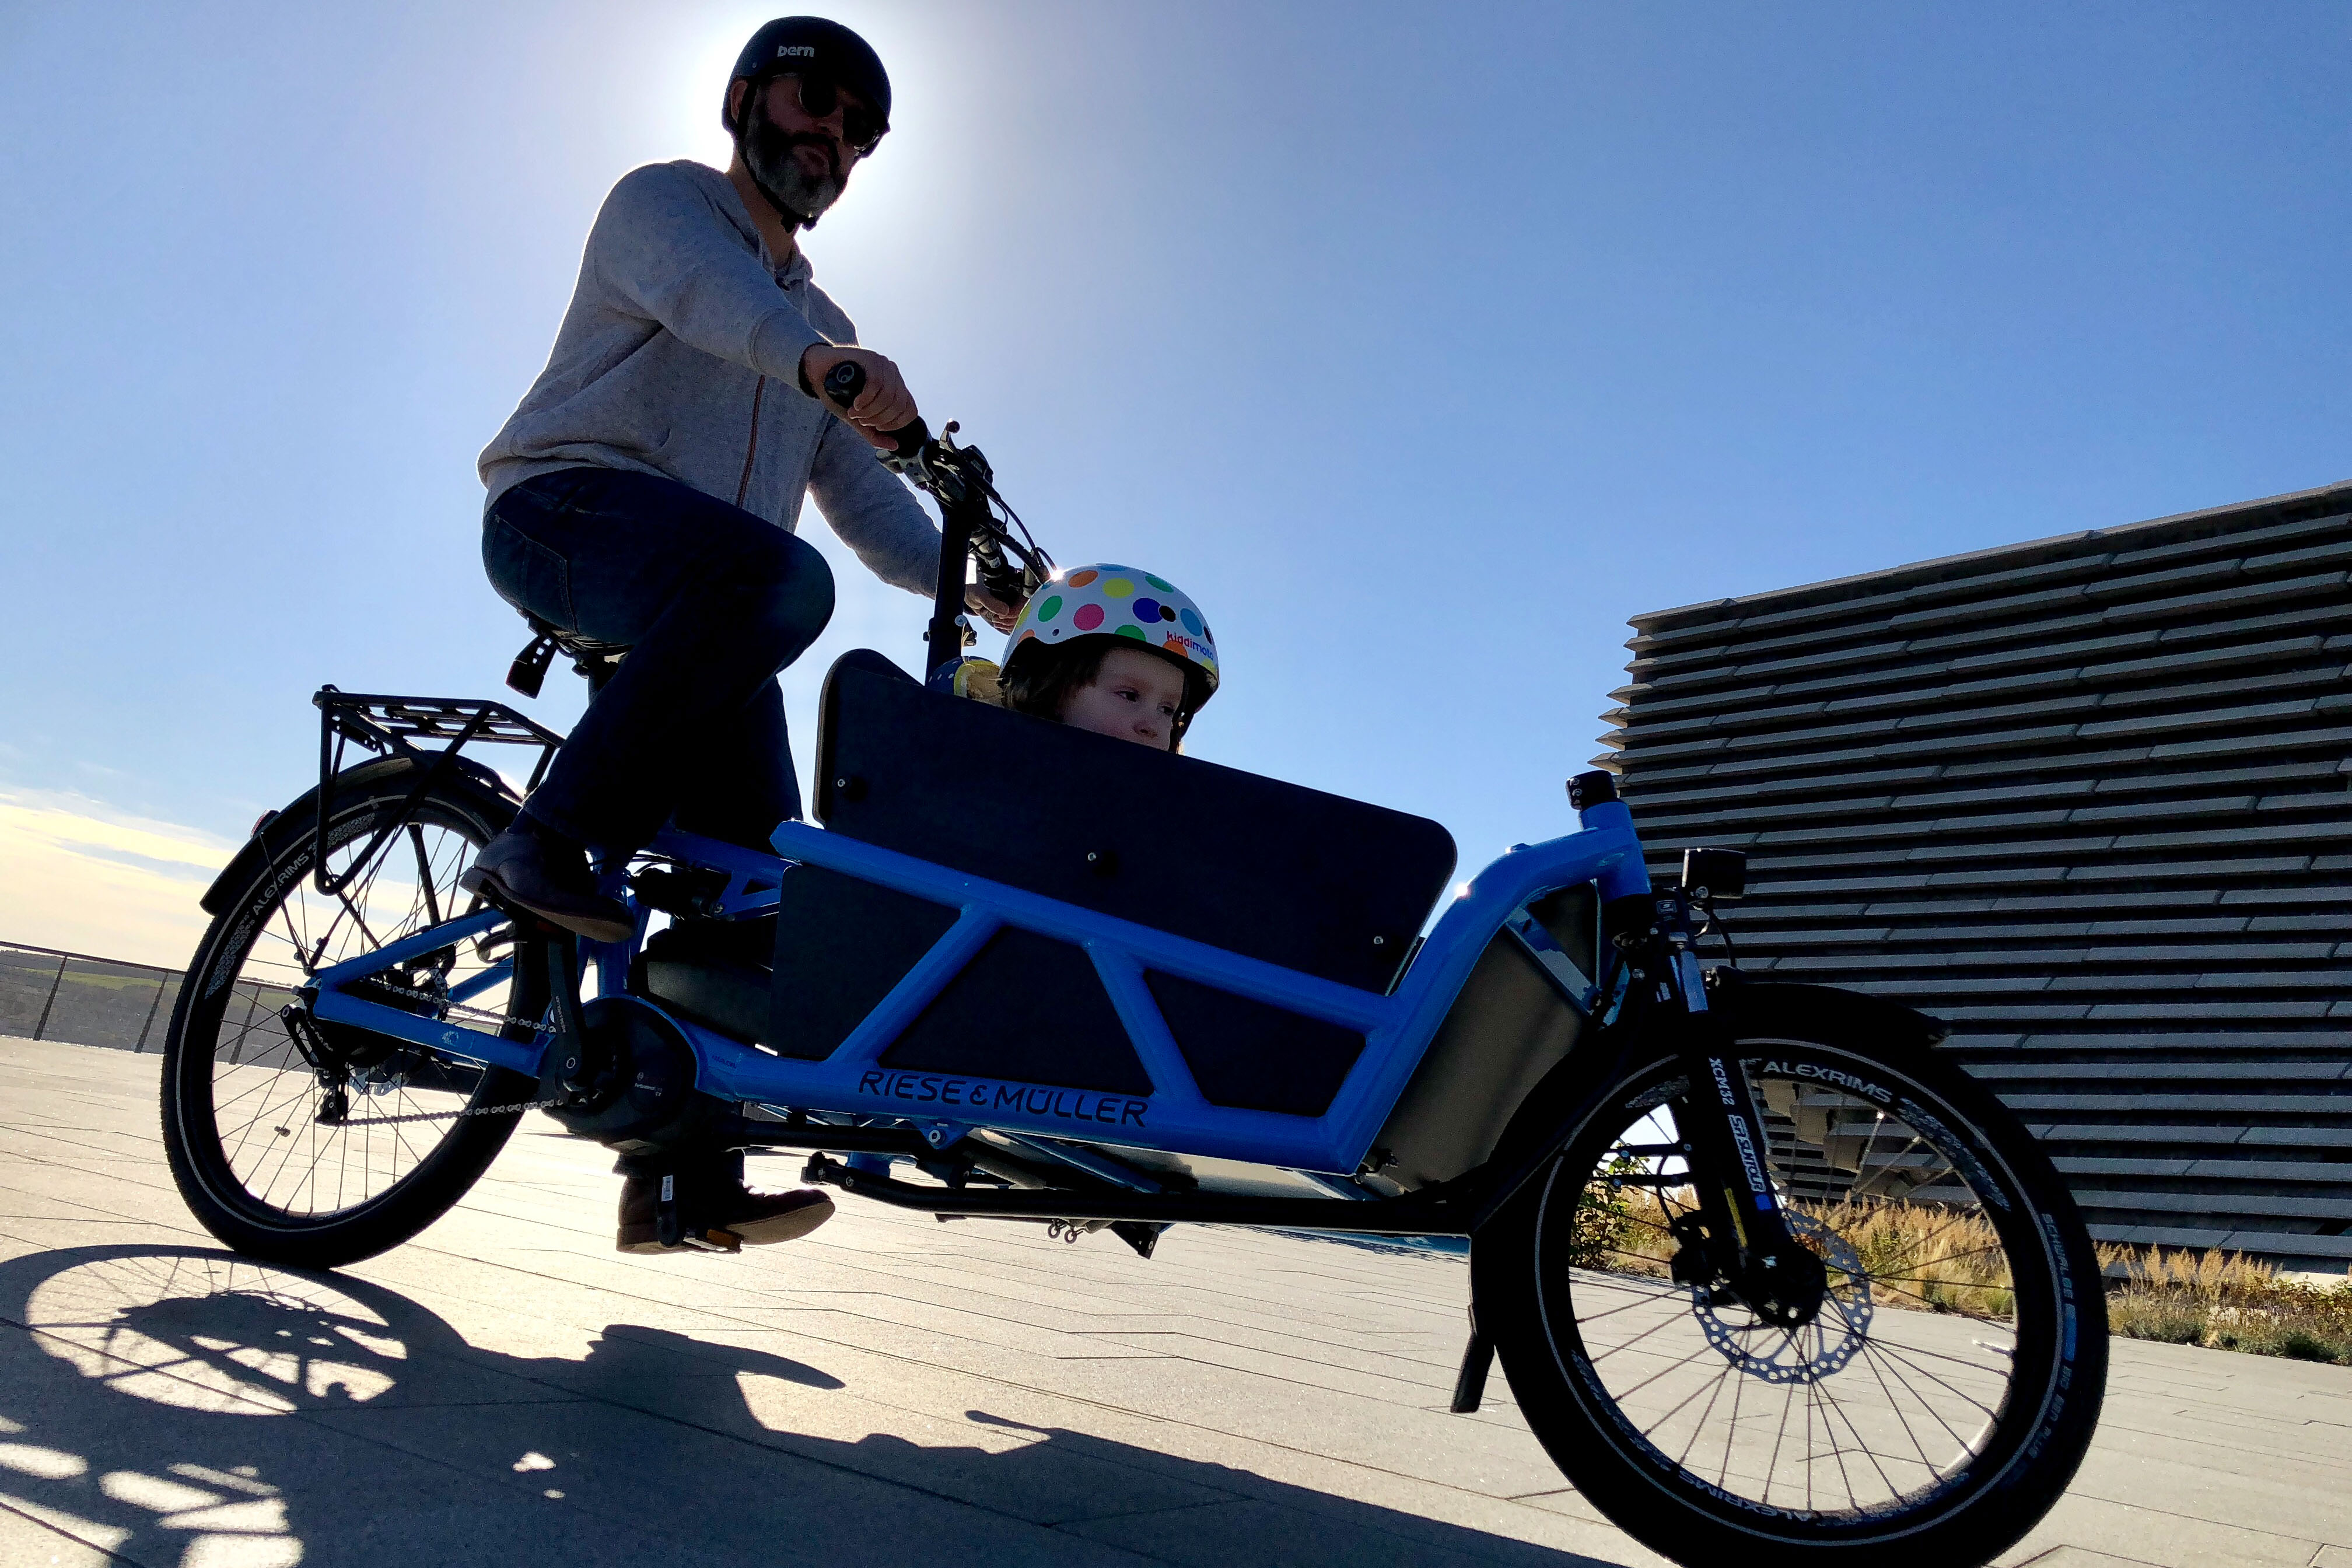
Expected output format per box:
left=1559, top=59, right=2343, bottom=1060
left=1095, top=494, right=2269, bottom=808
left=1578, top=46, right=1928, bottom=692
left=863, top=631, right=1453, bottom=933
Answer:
left=505, top=611, right=628, bottom=698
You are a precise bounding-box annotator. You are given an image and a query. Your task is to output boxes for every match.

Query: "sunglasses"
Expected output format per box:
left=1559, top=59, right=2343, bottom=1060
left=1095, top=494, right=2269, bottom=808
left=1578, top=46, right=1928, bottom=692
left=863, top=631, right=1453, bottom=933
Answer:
left=782, top=72, right=887, bottom=156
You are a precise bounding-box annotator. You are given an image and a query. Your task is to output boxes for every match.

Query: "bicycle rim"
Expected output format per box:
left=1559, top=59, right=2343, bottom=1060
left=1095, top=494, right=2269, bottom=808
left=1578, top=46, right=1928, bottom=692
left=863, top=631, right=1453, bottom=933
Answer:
left=1531, top=1038, right=2069, bottom=1538
left=180, top=796, right=523, bottom=1222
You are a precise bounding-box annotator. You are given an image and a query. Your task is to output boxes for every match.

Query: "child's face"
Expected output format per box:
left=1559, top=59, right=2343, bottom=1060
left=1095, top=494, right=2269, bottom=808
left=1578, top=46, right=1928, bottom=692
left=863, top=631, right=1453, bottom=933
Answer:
left=1059, top=646, right=1189, bottom=750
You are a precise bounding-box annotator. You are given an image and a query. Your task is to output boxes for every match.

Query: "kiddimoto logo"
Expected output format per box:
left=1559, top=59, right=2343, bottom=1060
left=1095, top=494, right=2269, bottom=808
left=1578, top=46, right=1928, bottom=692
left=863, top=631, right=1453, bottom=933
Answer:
left=1162, top=633, right=1213, bottom=665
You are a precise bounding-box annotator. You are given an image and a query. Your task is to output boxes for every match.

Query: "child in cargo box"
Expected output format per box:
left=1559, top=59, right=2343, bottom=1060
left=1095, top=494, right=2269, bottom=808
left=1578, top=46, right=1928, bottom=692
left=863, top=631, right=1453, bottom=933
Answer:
left=929, top=563, right=1220, bottom=750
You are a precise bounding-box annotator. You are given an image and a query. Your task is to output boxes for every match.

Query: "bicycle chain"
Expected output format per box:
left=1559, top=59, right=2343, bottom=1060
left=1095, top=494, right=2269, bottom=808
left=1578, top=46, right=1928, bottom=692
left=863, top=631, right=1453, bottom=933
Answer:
left=328, top=1093, right=573, bottom=1128
left=349, top=975, right=550, bottom=1034
left=317, top=977, right=564, bottom=1126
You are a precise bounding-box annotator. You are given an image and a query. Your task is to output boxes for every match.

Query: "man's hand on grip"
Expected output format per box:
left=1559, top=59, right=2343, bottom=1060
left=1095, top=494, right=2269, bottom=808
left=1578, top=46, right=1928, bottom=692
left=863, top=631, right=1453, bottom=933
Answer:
left=965, top=584, right=1021, bottom=632
left=800, top=344, right=918, bottom=451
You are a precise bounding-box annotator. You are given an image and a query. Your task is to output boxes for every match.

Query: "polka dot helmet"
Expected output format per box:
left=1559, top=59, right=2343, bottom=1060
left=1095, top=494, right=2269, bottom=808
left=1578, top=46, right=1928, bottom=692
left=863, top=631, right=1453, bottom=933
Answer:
left=1004, top=563, right=1220, bottom=706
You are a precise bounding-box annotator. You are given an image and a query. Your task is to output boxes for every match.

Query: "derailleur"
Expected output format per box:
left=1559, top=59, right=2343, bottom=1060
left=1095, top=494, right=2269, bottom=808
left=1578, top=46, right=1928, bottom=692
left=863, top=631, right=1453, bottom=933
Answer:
left=282, top=985, right=437, bottom=1125
left=280, top=1000, right=354, bottom=1125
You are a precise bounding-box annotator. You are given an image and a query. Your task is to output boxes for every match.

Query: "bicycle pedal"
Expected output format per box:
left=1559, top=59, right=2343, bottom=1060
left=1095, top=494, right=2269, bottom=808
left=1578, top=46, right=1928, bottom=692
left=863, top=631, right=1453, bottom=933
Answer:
left=681, top=1227, right=741, bottom=1254
left=459, top=880, right=568, bottom=942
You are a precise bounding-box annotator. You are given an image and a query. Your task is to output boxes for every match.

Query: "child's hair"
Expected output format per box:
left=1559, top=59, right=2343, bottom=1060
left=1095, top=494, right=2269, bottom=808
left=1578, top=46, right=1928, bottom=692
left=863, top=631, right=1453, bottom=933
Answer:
left=957, top=639, right=1205, bottom=748
left=999, top=638, right=1114, bottom=722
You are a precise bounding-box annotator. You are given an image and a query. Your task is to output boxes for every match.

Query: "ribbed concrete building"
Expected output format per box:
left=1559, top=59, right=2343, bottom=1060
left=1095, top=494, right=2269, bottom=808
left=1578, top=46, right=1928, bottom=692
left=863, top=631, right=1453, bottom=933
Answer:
left=1602, top=478, right=2352, bottom=1272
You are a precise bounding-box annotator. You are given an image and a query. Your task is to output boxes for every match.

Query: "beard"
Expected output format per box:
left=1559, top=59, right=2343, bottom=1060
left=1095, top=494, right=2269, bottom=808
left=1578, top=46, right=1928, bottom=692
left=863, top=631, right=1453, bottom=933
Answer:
left=741, top=97, right=844, bottom=230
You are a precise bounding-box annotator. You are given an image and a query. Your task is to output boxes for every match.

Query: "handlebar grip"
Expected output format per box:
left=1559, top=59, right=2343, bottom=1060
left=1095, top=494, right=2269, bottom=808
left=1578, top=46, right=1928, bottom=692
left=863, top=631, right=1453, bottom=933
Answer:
left=974, top=554, right=1027, bottom=606
left=820, top=359, right=929, bottom=454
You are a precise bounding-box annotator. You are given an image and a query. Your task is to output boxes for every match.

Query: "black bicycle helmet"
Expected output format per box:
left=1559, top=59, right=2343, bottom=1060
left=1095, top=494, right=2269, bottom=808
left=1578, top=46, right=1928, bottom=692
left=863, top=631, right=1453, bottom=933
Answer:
left=723, top=16, right=891, bottom=135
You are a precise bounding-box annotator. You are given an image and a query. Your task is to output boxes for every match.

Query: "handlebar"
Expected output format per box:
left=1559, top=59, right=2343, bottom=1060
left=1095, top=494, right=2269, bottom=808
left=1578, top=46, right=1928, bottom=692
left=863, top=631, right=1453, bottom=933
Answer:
left=820, top=360, right=930, bottom=455
left=815, top=357, right=1051, bottom=674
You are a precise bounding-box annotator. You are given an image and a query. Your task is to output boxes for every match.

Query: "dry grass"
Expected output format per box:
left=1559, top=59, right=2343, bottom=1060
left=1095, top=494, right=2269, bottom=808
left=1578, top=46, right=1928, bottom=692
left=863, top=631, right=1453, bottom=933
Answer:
left=1573, top=1177, right=2352, bottom=1362
left=1588, top=1186, right=2017, bottom=1315
left=1810, top=1196, right=2020, bottom=1317
left=2098, top=1243, right=2352, bottom=1364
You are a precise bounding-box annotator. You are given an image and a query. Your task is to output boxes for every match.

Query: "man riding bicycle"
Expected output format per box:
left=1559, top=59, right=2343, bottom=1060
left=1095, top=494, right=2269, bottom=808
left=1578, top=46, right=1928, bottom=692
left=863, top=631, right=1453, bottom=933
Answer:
left=464, top=16, right=1013, bottom=1251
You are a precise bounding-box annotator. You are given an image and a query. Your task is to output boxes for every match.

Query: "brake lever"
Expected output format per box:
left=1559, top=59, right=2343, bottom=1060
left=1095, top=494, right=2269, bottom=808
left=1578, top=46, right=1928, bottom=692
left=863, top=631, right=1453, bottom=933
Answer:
left=888, top=423, right=980, bottom=508
left=873, top=415, right=1046, bottom=613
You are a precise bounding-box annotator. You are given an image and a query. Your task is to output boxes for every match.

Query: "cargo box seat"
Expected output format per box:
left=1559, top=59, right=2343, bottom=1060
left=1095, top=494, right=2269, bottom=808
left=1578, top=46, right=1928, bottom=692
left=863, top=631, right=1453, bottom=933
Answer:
left=649, top=649, right=1460, bottom=1121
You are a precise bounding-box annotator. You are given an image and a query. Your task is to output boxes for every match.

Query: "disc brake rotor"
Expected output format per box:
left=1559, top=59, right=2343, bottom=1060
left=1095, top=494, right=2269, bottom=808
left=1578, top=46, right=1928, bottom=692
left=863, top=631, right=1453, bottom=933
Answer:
left=1690, top=1210, right=1874, bottom=1384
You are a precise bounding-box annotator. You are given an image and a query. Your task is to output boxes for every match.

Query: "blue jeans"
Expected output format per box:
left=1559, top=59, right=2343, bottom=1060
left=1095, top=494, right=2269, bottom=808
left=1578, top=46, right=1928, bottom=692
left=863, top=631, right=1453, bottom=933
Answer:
left=483, top=467, right=835, bottom=853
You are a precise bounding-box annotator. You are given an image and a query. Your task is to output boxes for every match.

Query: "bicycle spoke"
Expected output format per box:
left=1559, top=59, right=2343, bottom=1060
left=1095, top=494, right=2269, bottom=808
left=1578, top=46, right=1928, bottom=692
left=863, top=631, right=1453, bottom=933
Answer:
left=1672, top=1356, right=1737, bottom=1471
left=1763, top=1354, right=1798, bottom=1507
left=183, top=808, right=510, bottom=1222
left=410, top=823, right=443, bottom=928
left=1854, top=1311, right=1944, bottom=1478
left=1852, top=1335, right=2003, bottom=1419
left=1865, top=1277, right=2014, bottom=1326
left=1549, top=1049, right=2051, bottom=1527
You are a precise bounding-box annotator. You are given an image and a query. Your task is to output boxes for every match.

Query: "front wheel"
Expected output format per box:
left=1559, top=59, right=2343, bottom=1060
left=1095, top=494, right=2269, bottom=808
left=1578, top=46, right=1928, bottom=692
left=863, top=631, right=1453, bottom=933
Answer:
left=1472, top=989, right=2106, bottom=1567
left=160, top=759, right=548, bottom=1268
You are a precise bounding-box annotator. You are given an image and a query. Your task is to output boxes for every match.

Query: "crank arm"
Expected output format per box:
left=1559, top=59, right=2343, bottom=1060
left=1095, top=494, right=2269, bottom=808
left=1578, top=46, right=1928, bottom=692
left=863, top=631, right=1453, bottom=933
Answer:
left=538, top=934, right=598, bottom=1101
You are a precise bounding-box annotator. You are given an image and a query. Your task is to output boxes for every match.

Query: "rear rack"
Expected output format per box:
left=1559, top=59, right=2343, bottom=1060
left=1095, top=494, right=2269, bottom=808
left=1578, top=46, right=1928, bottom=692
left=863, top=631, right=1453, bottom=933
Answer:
left=312, top=686, right=565, bottom=897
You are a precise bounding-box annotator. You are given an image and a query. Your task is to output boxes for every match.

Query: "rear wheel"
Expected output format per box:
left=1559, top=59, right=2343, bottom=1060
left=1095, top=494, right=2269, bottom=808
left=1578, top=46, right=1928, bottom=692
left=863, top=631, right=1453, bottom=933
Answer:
left=160, top=762, right=548, bottom=1268
left=1473, top=998, right=2105, bottom=1567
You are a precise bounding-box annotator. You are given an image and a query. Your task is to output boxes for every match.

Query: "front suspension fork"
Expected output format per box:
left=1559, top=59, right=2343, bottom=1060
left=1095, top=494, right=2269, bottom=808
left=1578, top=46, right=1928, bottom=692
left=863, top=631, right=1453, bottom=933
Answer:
left=1608, top=886, right=1825, bottom=1325
left=1670, top=1023, right=1826, bottom=1325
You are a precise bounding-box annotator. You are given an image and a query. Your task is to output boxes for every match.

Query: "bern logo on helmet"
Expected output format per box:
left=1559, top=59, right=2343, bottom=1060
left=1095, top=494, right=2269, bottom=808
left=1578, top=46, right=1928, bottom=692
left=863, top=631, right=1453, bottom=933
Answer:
left=774, top=44, right=816, bottom=57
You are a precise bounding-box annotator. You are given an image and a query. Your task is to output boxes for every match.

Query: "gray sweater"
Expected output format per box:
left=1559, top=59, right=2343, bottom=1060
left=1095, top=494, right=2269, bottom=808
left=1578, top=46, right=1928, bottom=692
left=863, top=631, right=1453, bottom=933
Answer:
left=478, top=160, right=940, bottom=595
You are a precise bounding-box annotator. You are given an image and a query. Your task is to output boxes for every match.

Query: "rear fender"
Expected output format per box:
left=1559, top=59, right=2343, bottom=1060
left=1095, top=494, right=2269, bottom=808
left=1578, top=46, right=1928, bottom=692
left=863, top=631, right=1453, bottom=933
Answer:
left=200, top=752, right=522, bottom=915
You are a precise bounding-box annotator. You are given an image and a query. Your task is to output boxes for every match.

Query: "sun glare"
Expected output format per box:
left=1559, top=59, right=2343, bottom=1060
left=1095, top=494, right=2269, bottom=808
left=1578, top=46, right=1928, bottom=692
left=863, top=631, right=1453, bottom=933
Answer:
left=624, top=6, right=973, bottom=268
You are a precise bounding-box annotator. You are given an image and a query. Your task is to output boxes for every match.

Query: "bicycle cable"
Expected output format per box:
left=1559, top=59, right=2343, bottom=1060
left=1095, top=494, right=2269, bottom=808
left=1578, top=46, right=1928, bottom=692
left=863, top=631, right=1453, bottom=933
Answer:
left=1693, top=898, right=1739, bottom=968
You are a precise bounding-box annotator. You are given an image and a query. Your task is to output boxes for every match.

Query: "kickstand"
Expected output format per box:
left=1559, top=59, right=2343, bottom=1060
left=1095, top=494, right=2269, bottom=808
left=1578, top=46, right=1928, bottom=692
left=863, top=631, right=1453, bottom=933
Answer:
left=1110, top=1221, right=1167, bottom=1261
left=1451, top=1307, right=1494, bottom=1414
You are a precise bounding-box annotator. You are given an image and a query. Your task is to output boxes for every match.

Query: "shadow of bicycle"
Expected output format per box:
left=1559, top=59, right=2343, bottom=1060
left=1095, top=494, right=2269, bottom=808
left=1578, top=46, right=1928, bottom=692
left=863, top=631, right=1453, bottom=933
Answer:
left=0, top=1244, right=1633, bottom=1568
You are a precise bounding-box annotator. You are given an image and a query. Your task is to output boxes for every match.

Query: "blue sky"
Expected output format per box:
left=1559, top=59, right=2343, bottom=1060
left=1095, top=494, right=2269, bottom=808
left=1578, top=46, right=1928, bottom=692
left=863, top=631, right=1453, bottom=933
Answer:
left=2, top=1, right=2347, bottom=963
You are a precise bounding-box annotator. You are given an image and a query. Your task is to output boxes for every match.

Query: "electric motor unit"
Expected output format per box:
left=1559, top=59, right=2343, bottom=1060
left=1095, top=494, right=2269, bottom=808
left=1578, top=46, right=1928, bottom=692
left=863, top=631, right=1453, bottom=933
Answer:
left=539, top=997, right=719, bottom=1154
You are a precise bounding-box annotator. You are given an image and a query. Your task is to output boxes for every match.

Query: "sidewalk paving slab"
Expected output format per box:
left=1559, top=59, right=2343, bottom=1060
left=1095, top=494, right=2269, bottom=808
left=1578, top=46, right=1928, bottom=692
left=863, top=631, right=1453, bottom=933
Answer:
left=4, top=1035, right=2350, bottom=1568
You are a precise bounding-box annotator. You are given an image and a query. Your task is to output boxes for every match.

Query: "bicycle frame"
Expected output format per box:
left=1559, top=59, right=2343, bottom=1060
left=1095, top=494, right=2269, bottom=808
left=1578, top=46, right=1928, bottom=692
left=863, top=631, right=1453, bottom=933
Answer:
left=170, top=401, right=2115, bottom=1558
left=284, top=424, right=1808, bottom=1246
left=307, top=796, right=1652, bottom=1182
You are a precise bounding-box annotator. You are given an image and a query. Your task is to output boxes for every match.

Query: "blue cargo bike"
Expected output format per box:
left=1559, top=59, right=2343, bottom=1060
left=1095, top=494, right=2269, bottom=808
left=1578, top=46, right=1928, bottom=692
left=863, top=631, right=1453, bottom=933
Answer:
left=159, top=384, right=2106, bottom=1567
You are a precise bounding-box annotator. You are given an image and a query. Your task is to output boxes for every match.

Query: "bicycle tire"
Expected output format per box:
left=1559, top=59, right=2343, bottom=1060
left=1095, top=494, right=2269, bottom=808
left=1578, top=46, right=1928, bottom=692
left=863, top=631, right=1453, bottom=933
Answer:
left=1472, top=984, right=2106, bottom=1567
left=160, top=758, right=548, bottom=1268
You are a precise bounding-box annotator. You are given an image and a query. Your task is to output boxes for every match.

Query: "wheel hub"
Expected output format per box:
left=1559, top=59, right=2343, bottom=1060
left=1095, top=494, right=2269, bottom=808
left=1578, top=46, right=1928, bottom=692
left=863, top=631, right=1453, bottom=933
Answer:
left=1689, top=1211, right=1874, bottom=1384
left=1744, top=1234, right=1830, bottom=1328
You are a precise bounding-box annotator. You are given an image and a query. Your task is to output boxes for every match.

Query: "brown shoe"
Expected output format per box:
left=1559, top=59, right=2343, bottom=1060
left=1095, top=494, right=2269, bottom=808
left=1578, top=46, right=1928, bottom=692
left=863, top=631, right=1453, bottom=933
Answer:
left=725, top=1187, right=836, bottom=1245
left=460, top=822, right=634, bottom=945
left=617, top=1172, right=834, bottom=1254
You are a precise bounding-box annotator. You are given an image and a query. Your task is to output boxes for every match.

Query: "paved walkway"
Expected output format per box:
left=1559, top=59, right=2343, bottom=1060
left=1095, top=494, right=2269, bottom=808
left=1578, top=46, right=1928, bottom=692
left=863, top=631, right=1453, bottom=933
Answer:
left=1, top=1035, right=2347, bottom=1568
